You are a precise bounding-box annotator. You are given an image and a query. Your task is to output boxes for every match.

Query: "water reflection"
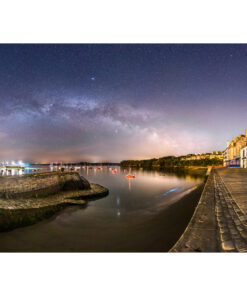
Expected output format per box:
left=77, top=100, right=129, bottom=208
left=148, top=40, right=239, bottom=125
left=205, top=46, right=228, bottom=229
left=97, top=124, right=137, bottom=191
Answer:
left=128, top=178, right=132, bottom=191
left=0, top=165, right=206, bottom=252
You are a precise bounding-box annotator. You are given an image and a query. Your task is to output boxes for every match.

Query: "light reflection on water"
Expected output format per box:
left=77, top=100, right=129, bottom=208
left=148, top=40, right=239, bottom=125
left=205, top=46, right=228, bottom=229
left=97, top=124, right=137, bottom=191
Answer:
left=0, top=165, right=205, bottom=252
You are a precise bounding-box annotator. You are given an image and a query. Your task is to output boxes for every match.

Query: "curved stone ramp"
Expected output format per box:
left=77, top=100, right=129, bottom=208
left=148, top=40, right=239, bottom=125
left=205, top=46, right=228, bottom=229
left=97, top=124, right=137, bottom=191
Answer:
left=169, top=172, right=219, bottom=252
left=0, top=183, right=109, bottom=232
left=0, top=183, right=108, bottom=210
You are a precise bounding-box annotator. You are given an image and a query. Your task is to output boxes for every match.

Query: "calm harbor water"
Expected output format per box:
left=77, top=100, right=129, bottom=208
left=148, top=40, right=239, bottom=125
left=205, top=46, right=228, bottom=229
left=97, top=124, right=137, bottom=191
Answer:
left=0, top=166, right=205, bottom=252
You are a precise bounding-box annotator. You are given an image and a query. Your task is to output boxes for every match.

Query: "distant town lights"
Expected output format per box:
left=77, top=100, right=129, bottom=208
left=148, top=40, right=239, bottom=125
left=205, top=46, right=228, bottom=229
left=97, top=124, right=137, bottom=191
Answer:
left=0, top=160, right=26, bottom=166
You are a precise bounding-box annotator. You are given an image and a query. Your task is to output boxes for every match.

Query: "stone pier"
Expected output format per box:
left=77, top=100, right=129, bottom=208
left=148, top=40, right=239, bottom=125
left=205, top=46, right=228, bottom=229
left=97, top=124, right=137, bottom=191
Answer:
left=170, top=168, right=247, bottom=252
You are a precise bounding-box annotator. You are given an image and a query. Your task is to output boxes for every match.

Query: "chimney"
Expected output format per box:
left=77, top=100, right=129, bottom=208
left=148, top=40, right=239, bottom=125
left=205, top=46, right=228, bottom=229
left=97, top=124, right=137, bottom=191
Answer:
left=227, top=140, right=229, bottom=147
left=245, top=129, right=247, bottom=138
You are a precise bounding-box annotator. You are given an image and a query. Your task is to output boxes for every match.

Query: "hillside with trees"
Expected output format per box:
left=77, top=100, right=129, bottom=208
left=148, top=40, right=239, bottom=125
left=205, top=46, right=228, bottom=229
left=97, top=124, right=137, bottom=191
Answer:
left=120, top=156, right=223, bottom=168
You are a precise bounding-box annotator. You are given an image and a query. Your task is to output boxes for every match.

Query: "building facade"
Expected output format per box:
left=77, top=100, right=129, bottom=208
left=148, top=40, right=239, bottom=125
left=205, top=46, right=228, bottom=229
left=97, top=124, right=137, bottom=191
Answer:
left=224, top=129, right=247, bottom=167
left=183, top=152, right=223, bottom=161
left=241, top=146, right=247, bottom=168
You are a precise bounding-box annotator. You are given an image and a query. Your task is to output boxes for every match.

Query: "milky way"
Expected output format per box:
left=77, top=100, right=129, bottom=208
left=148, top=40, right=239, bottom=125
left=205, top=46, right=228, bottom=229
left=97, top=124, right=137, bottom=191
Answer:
left=0, top=44, right=247, bottom=162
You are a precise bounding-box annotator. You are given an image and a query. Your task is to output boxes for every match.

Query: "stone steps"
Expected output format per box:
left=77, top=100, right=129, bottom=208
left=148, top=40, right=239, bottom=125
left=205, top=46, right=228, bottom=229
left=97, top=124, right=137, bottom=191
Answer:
left=214, top=171, right=247, bottom=252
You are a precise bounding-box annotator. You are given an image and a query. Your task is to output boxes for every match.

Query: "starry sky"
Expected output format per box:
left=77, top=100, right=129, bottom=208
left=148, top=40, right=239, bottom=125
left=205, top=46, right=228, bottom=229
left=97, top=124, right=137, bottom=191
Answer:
left=0, top=44, right=247, bottom=163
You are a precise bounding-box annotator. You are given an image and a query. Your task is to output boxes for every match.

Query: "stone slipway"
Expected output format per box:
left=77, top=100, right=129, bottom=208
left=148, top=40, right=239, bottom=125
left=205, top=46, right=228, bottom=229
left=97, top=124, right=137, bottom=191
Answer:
left=0, top=183, right=109, bottom=232
left=170, top=168, right=247, bottom=252
left=0, top=172, right=109, bottom=232
left=0, top=183, right=108, bottom=210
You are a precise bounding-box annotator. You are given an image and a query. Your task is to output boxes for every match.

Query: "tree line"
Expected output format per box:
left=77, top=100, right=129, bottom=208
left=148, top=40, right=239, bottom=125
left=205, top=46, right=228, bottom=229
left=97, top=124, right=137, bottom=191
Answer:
left=120, top=156, right=223, bottom=168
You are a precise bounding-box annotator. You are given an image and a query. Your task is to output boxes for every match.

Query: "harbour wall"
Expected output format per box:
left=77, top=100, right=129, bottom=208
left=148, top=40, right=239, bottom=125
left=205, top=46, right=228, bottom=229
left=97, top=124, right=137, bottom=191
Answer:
left=0, top=172, right=91, bottom=199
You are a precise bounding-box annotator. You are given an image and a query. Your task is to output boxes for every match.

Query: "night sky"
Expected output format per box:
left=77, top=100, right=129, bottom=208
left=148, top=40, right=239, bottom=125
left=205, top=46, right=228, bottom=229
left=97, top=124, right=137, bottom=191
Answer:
left=0, top=44, right=247, bottom=163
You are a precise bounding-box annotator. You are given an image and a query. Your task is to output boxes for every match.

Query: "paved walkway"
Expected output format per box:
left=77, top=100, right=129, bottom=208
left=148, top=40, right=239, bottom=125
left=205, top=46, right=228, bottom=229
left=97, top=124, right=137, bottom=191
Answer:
left=170, top=168, right=247, bottom=252
left=215, top=168, right=247, bottom=251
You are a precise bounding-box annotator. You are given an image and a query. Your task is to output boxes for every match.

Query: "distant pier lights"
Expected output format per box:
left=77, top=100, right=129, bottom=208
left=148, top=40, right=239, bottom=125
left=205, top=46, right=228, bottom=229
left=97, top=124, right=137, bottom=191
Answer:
left=0, top=160, right=26, bottom=176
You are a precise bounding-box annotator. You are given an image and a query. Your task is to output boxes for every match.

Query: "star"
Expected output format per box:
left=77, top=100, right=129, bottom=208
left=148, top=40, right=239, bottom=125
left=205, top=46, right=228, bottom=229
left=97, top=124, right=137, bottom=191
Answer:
left=90, top=77, right=96, bottom=81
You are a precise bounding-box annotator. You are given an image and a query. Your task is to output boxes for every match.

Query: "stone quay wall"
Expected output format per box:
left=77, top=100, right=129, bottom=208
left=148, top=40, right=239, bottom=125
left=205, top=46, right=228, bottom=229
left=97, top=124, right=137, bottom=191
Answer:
left=169, top=172, right=218, bottom=252
left=0, top=172, right=91, bottom=199
left=170, top=168, right=247, bottom=252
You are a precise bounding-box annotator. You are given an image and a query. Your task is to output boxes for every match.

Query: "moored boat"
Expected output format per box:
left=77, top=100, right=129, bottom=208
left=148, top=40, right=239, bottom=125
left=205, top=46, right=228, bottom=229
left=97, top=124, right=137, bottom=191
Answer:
left=126, top=175, right=135, bottom=179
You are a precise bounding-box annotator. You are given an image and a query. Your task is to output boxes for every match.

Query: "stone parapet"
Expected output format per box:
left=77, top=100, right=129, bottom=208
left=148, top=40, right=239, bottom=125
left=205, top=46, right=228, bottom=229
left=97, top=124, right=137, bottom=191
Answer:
left=0, top=171, right=91, bottom=199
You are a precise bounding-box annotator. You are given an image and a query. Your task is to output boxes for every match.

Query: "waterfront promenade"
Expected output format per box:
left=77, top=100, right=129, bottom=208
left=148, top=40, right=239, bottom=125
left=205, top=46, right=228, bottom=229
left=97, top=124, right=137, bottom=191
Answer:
left=170, top=168, right=247, bottom=252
